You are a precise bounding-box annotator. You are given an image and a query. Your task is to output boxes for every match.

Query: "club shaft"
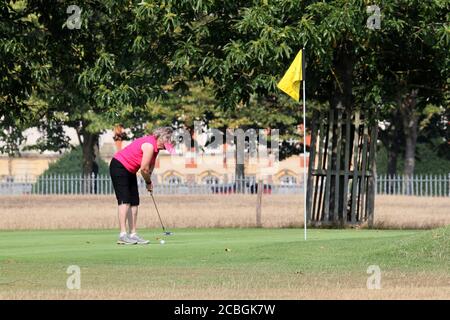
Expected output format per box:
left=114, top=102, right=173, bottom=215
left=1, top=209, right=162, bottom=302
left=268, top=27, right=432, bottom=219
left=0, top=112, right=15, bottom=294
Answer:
left=151, top=193, right=166, bottom=231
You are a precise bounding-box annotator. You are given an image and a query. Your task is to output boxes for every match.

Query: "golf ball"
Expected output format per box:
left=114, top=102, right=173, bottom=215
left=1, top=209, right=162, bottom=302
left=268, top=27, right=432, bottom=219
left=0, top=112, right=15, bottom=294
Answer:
left=160, top=240, right=165, bottom=245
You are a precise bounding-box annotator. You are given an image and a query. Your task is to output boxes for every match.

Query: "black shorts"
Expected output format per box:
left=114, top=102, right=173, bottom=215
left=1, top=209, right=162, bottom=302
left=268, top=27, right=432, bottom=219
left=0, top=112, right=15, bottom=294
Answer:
left=109, top=158, right=140, bottom=206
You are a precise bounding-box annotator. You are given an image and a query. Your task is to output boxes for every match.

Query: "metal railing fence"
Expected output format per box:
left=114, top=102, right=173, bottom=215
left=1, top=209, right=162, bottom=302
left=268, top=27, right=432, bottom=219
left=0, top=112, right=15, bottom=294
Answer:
left=1, top=174, right=449, bottom=197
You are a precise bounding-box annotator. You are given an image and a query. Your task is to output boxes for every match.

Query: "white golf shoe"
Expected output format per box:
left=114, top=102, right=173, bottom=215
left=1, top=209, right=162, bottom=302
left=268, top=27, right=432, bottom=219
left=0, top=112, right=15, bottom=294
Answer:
left=129, top=233, right=150, bottom=245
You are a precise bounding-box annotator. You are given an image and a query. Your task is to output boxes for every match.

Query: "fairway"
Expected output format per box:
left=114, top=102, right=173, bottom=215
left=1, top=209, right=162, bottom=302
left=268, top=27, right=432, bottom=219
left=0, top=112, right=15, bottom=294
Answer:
left=0, top=227, right=448, bottom=299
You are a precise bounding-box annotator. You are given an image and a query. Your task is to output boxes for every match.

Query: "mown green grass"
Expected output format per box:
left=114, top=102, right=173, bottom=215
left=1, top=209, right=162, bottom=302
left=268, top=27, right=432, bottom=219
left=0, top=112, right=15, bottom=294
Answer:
left=0, top=227, right=448, bottom=298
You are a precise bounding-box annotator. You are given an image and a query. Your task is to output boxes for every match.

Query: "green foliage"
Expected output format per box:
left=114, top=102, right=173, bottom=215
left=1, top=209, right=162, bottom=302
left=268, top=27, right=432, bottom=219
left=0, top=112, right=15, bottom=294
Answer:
left=32, top=147, right=109, bottom=194
left=32, top=146, right=109, bottom=194
left=0, top=1, right=50, bottom=155
left=377, top=142, right=450, bottom=175
left=133, top=82, right=218, bottom=137
left=40, top=147, right=109, bottom=176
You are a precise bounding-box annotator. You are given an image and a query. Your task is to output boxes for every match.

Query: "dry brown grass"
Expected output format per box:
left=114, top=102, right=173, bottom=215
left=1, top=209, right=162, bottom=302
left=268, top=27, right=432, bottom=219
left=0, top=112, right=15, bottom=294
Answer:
left=2, top=288, right=449, bottom=300
left=373, top=196, right=450, bottom=229
left=0, top=194, right=449, bottom=230
left=0, top=271, right=448, bottom=300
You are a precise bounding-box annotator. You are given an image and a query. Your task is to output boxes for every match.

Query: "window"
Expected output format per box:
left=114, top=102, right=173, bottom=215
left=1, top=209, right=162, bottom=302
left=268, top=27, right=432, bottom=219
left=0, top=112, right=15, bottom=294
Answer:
left=165, top=175, right=182, bottom=184
left=202, top=175, right=219, bottom=185
left=280, top=175, right=297, bottom=185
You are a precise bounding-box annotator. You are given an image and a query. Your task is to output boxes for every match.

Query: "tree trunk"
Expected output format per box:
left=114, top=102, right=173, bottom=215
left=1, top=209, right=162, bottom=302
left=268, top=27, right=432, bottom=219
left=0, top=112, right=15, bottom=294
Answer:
left=399, top=89, right=419, bottom=177
left=80, top=133, right=98, bottom=175
left=328, top=44, right=354, bottom=221
left=77, top=123, right=99, bottom=194
left=378, top=109, right=403, bottom=176
left=330, top=47, right=353, bottom=112
left=8, top=156, right=13, bottom=177
left=386, top=121, right=401, bottom=177
left=387, top=146, right=398, bottom=176
left=386, top=141, right=400, bottom=194
left=403, top=127, right=417, bottom=177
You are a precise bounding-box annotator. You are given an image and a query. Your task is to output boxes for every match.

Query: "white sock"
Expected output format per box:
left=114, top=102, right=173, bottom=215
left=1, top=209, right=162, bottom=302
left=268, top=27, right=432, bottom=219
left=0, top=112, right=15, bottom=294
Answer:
left=120, top=232, right=127, bottom=237
left=130, top=232, right=136, bottom=237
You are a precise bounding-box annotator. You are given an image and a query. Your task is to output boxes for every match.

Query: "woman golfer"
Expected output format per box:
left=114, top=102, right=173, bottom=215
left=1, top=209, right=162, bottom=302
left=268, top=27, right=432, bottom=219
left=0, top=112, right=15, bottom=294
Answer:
left=109, top=127, right=175, bottom=245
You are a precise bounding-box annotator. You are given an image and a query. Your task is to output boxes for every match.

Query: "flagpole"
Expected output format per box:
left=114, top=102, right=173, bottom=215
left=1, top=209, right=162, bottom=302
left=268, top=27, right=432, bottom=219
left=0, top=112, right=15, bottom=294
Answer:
left=275, top=47, right=308, bottom=240
left=302, top=48, right=307, bottom=241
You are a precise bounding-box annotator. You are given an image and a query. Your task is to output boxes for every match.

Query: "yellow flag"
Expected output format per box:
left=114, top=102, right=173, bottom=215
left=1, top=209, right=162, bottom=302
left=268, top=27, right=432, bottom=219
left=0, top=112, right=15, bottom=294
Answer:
left=277, top=49, right=303, bottom=101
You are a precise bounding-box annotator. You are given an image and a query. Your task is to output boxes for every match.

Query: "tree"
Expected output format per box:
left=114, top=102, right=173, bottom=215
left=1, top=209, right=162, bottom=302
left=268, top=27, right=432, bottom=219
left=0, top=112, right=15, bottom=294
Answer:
left=139, top=0, right=447, bottom=219
left=378, top=109, right=404, bottom=176
left=141, top=81, right=302, bottom=181
left=0, top=1, right=50, bottom=157
left=133, top=0, right=314, bottom=180
left=369, top=0, right=448, bottom=176
left=4, top=0, right=447, bottom=183
left=19, top=0, right=182, bottom=178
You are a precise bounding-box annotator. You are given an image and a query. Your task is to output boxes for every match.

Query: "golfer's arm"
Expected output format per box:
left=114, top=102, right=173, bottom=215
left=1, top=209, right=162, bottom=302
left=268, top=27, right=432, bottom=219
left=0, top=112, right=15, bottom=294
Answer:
left=142, top=162, right=155, bottom=183
left=149, top=163, right=155, bottom=175
left=140, top=143, right=154, bottom=184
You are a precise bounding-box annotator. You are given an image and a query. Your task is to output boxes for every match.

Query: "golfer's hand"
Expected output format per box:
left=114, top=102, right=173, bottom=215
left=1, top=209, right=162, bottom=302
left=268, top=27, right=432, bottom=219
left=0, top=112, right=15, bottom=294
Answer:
left=146, top=181, right=153, bottom=193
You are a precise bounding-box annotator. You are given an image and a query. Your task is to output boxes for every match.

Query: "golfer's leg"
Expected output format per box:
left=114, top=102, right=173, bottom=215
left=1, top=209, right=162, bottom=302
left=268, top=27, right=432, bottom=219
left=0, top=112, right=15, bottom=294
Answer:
left=129, top=206, right=138, bottom=234
left=127, top=174, right=148, bottom=244
left=118, top=203, right=130, bottom=234
left=129, top=173, right=140, bottom=235
left=128, top=205, right=148, bottom=244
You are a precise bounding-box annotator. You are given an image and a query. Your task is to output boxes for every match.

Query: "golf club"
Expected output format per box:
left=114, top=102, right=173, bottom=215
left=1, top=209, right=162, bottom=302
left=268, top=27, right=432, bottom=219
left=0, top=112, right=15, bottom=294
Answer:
left=150, top=192, right=173, bottom=236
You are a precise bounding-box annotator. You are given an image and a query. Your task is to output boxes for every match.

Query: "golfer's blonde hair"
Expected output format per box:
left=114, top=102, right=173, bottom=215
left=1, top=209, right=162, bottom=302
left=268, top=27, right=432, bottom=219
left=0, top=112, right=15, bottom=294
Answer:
left=152, top=127, right=174, bottom=143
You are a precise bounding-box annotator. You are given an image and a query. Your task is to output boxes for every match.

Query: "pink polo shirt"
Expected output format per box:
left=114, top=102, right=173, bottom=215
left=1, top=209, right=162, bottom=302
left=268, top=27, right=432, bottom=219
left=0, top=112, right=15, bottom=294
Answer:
left=113, top=135, right=159, bottom=174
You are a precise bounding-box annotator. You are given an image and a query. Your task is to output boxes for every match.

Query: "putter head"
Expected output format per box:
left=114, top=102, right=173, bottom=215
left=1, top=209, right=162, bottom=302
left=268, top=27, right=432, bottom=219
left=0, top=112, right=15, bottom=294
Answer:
left=164, top=231, right=173, bottom=236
